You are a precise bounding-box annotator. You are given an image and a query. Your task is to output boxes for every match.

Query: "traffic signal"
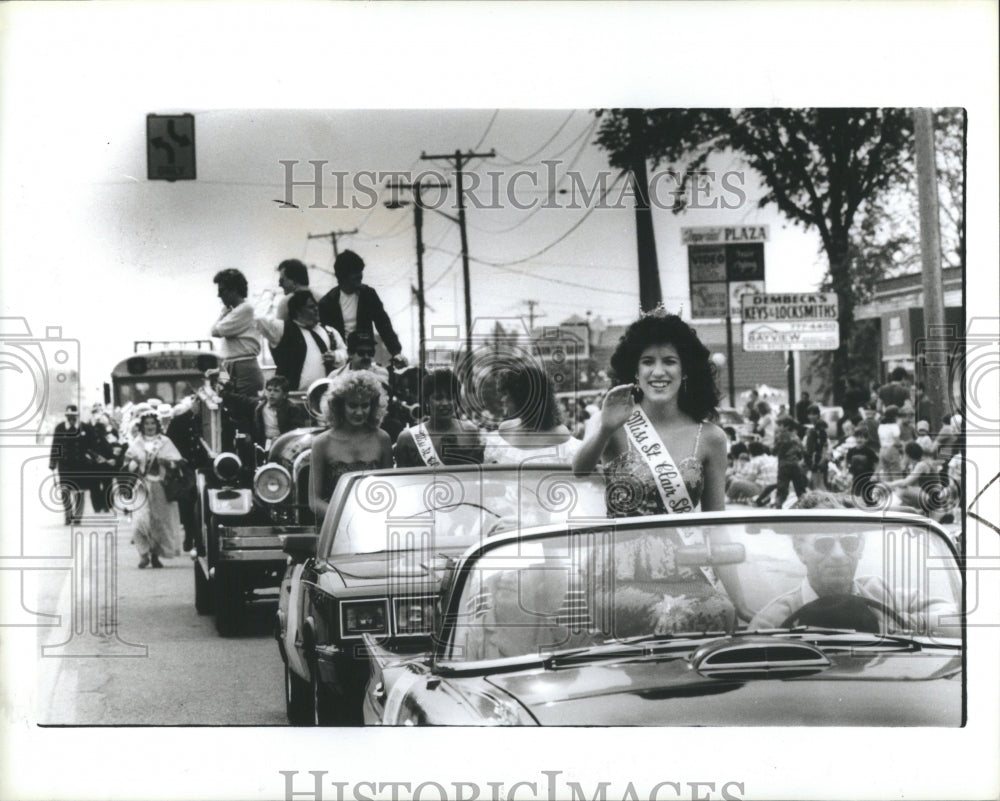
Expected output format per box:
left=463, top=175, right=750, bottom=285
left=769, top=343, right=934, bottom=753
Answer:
left=147, top=113, right=196, bottom=181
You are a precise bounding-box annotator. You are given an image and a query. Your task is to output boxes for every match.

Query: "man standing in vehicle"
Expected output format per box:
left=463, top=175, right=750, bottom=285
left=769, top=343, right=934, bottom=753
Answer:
left=211, top=268, right=265, bottom=399
left=317, top=250, right=407, bottom=370
left=270, top=290, right=346, bottom=390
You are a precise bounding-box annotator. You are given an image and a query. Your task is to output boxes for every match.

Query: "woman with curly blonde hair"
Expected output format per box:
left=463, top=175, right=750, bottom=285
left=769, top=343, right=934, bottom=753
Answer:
left=309, top=370, right=392, bottom=522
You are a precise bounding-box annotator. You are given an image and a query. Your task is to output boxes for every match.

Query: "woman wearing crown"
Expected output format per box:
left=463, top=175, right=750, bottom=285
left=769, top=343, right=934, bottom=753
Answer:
left=573, top=308, right=752, bottom=628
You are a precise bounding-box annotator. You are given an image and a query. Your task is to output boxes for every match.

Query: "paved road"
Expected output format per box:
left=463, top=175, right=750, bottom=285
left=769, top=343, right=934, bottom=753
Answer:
left=24, top=461, right=287, bottom=726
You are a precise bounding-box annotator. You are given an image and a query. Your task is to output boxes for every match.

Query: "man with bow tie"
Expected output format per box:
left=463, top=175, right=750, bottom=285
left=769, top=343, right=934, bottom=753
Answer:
left=48, top=404, right=98, bottom=524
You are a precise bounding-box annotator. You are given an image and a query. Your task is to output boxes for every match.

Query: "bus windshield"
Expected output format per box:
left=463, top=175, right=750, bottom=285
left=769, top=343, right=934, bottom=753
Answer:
left=110, top=350, right=219, bottom=407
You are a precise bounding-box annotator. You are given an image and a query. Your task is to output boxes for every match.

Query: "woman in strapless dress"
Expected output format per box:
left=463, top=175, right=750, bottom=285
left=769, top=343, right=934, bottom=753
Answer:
left=573, top=309, right=753, bottom=630
left=309, top=370, right=393, bottom=522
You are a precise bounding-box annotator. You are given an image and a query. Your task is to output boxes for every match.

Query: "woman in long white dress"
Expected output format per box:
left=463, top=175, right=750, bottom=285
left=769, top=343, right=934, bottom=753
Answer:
left=125, top=411, right=184, bottom=568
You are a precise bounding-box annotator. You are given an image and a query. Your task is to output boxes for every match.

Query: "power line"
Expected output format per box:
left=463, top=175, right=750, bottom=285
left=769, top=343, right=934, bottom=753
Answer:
left=474, top=110, right=501, bottom=150
left=488, top=116, right=596, bottom=167
left=466, top=169, right=625, bottom=268
left=466, top=116, right=601, bottom=235
left=498, top=110, right=578, bottom=165
left=424, top=245, right=635, bottom=297
left=308, top=228, right=357, bottom=263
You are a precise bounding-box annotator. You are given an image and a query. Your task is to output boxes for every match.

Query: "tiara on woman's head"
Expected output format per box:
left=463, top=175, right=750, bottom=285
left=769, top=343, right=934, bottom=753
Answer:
left=639, top=302, right=684, bottom=319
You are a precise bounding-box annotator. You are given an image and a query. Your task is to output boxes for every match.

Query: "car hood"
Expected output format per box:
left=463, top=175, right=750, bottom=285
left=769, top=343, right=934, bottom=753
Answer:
left=324, top=544, right=470, bottom=588
left=483, top=651, right=962, bottom=726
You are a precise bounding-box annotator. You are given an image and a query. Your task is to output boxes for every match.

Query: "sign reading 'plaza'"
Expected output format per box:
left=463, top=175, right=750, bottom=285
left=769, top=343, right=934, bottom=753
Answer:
left=682, top=225, right=770, bottom=245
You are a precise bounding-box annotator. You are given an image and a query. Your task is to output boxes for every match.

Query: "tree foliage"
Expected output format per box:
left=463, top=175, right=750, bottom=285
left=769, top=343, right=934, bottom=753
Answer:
left=594, top=108, right=963, bottom=403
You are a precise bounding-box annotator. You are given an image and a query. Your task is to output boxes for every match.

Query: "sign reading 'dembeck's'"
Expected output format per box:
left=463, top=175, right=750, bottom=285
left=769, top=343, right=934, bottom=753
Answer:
left=684, top=226, right=768, bottom=319
left=741, top=292, right=840, bottom=351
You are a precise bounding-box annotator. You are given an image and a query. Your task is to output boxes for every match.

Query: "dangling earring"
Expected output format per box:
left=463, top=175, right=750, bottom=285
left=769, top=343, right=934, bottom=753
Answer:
left=682, top=375, right=688, bottom=393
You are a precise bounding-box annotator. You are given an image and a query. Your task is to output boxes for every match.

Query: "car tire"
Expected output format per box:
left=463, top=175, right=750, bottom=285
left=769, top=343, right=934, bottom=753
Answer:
left=194, top=559, right=213, bottom=615
left=285, top=662, right=313, bottom=725
left=214, top=566, right=244, bottom=637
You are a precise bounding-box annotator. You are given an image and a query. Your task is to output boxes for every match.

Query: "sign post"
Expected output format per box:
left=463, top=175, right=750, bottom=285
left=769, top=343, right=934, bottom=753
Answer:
left=684, top=226, right=768, bottom=406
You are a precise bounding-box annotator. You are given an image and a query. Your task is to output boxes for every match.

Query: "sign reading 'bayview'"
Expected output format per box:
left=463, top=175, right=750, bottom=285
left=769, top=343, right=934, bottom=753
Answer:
left=741, top=292, right=840, bottom=351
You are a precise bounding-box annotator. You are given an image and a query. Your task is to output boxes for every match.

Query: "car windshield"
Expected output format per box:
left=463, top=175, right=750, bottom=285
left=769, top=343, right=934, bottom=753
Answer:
left=322, top=468, right=607, bottom=557
left=445, top=516, right=962, bottom=663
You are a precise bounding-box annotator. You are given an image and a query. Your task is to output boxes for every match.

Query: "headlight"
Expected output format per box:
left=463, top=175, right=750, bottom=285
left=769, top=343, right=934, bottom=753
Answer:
left=465, top=690, right=535, bottom=726
left=213, top=452, right=242, bottom=483
left=253, top=464, right=291, bottom=503
left=393, top=596, right=436, bottom=636
left=341, top=600, right=389, bottom=637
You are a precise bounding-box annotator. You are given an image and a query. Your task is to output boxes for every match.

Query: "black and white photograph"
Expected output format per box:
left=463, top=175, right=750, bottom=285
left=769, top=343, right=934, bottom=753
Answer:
left=1, top=2, right=997, bottom=800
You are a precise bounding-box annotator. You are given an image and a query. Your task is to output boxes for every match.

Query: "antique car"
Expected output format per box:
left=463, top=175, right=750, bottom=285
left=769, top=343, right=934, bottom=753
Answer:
left=193, top=385, right=325, bottom=636
left=275, top=465, right=607, bottom=725
left=362, top=510, right=963, bottom=726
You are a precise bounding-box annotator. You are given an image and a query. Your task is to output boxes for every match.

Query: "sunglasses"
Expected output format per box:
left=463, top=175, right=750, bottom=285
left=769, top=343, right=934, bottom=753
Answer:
left=809, top=535, right=862, bottom=555
left=354, top=349, right=375, bottom=358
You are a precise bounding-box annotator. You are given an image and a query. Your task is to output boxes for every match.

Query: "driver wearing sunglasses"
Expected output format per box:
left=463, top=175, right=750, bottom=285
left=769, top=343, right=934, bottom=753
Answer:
left=749, top=494, right=956, bottom=634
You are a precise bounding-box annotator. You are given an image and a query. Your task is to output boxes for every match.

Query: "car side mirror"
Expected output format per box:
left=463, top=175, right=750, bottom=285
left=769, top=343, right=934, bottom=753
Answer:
left=675, top=542, right=745, bottom=567
left=282, top=533, right=317, bottom=562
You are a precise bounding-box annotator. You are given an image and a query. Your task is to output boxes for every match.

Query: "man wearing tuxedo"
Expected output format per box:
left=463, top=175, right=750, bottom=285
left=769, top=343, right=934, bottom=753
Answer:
left=317, top=249, right=407, bottom=369
left=48, top=405, right=97, bottom=524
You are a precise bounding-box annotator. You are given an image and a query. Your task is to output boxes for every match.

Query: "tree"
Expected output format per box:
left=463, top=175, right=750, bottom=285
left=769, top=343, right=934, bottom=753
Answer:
left=595, top=108, right=919, bottom=404
left=805, top=110, right=964, bottom=402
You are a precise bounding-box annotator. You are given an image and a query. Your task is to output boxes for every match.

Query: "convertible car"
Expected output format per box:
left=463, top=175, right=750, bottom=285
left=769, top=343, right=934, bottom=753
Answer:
left=363, top=510, right=964, bottom=726
left=275, top=464, right=607, bottom=724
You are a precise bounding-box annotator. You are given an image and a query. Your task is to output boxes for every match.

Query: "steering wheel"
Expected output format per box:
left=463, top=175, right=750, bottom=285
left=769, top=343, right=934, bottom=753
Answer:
left=780, top=594, right=910, bottom=633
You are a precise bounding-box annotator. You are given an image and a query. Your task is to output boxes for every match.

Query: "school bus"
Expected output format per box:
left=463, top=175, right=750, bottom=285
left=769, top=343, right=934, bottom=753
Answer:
left=108, top=341, right=219, bottom=407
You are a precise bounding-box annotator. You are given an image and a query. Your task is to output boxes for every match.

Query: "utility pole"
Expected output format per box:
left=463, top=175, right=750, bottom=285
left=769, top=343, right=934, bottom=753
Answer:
left=421, top=148, right=495, bottom=354
left=913, top=108, right=950, bottom=426
left=308, top=228, right=357, bottom=265
left=385, top=177, right=450, bottom=376
left=523, top=300, right=547, bottom=332
left=625, top=110, right=663, bottom=312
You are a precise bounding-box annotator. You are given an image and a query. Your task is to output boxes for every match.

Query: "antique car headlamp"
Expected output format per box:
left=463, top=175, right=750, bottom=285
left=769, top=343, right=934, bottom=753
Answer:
left=213, top=452, right=242, bottom=483
left=253, top=464, right=292, bottom=504
left=340, top=600, right=389, bottom=637
left=393, top=596, right=436, bottom=636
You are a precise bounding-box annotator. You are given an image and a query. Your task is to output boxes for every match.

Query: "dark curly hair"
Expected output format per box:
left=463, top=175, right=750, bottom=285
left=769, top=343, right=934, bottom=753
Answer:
left=609, top=314, right=720, bottom=422
left=498, top=364, right=562, bottom=431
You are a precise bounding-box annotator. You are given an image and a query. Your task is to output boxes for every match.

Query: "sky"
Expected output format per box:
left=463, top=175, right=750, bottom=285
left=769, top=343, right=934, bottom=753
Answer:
left=2, top=102, right=826, bottom=399
left=2, top=100, right=826, bottom=400
left=1, top=4, right=998, bottom=801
